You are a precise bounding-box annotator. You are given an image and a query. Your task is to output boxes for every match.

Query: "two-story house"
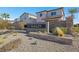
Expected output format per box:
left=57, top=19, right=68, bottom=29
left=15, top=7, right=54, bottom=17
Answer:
left=36, top=7, right=65, bottom=32
left=20, top=12, right=37, bottom=23
left=14, top=12, right=37, bottom=29
left=36, top=7, right=64, bottom=22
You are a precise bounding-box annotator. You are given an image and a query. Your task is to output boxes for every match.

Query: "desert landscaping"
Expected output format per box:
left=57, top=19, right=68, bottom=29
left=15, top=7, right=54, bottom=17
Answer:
left=0, top=30, right=79, bottom=52
left=0, top=7, right=79, bottom=52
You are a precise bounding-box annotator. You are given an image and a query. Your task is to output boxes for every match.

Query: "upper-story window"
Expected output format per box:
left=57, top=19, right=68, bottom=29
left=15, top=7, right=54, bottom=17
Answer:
left=23, top=17, right=27, bottom=19
left=51, top=12, right=56, bottom=16
left=40, top=13, right=42, bottom=17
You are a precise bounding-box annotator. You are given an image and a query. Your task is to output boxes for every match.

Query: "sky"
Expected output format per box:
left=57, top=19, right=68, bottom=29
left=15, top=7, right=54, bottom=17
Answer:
left=0, top=7, right=79, bottom=24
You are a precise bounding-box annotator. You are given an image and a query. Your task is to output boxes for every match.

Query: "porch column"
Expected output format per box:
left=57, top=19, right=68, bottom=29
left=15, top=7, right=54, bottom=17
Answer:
left=47, top=21, right=49, bottom=34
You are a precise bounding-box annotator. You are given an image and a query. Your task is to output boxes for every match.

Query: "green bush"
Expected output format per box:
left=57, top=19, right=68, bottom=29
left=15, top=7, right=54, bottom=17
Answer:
left=52, top=28, right=58, bottom=35
left=39, top=29, right=47, bottom=33
left=60, top=27, right=68, bottom=34
left=31, top=41, right=37, bottom=45
left=73, top=27, right=79, bottom=32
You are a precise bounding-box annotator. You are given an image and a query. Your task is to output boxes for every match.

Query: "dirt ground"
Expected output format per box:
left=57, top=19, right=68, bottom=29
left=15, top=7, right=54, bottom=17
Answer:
left=9, top=33, right=79, bottom=52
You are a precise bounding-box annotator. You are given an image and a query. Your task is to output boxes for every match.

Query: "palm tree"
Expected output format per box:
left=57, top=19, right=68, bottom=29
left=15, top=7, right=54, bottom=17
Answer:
left=0, top=13, right=10, bottom=29
left=1, top=13, right=10, bottom=20
left=68, top=8, right=78, bottom=18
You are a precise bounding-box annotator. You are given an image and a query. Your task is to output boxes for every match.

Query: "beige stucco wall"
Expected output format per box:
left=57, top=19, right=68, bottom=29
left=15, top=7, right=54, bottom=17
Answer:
left=37, top=8, right=64, bottom=22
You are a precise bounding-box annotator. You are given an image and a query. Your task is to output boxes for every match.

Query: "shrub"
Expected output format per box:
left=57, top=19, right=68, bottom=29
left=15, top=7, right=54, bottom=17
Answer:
left=60, top=27, right=68, bottom=34
left=0, top=38, right=5, bottom=44
left=40, top=29, right=47, bottom=33
left=52, top=28, right=58, bottom=35
left=73, top=27, right=79, bottom=32
left=52, top=27, right=68, bottom=35
left=31, top=41, right=37, bottom=45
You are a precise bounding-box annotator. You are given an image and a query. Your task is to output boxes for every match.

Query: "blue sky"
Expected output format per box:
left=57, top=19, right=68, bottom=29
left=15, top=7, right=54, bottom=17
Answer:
left=0, top=7, right=79, bottom=24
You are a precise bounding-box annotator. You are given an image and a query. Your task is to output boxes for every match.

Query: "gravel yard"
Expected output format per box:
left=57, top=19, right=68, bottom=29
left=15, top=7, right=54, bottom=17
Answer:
left=0, top=31, right=79, bottom=52
left=10, top=33, right=79, bottom=52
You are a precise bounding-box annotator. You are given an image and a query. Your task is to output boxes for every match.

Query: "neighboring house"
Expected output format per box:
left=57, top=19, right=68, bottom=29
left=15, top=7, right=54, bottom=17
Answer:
left=14, top=18, right=20, bottom=29
left=14, top=12, right=37, bottom=29
left=14, top=18, right=20, bottom=22
left=20, top=12, right=37, bottom=23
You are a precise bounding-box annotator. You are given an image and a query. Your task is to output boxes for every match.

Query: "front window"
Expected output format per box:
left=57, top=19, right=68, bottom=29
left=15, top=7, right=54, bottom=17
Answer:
left=40, top=13, right=42, bottom=17
left=51, top=12, right=56, bottom=16
left=24, top=17, right=27, bottom=19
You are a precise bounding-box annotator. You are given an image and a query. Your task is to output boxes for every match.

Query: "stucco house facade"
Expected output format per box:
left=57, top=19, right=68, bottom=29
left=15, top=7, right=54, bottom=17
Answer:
left=14, top=8, right=73, bottom=33
left=25, top=7, right=73, bottom=33
left=14, top=12, right=37, bottom=29
left=20, top=12, right=37, bottom=23
left=36, top=7, right=67, bottom=32
left=36, top=7, right=64, bottom=22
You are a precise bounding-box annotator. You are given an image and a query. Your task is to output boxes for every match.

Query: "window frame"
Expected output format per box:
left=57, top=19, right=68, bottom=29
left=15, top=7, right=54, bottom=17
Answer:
left=40, top=13, right=42, bottom=17
left=51, top=12, right=56, bottom=16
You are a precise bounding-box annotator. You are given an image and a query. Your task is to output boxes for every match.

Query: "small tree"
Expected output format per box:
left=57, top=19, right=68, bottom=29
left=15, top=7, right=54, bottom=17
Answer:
left=1, top=13, right=10, bottom=20
left=0, top=20, right=12, bottom=29
left=68, top=8, right=78, bottom=18
left=68, top=8, right=78, bottom=34
left=0, top=13, right=10, bottom=29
